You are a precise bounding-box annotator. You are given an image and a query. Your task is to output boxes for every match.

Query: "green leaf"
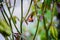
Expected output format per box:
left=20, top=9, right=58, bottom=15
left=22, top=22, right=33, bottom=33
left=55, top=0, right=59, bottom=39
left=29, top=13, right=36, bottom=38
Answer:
left=45, top=0, right=52, bottom=9
left=37, top=9, right=42, bottom=15
left=49, top=26, right=58, bottom=39
left=40, top=30, right=46, bottom=40
left=45, top=9, right=52, bottom=22
left=0, top=26, right=4, bottom=32
left=12, top=16, right=17, bottom=24
left=53, top=3, right=58, bottom=16
left=10, top=16, right=17, bottom=24
left=0, top=20, right=11, bottom=36
left=31, top=5, right=35, bottom=11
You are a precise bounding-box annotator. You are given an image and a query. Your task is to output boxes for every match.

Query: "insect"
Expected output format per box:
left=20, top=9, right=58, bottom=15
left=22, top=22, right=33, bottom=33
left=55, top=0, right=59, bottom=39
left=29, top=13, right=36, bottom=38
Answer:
left=27, top=15, right=33, bottom=22
left=27, top=12, right=34, bottom=22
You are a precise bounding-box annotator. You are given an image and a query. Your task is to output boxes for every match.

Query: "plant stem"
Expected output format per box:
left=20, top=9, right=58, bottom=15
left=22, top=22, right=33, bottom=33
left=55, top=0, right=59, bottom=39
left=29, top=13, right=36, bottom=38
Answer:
left=20, top=0, right=23, bottom=34
left=33, top=16, right=40, bottom=40
left=20, top=0, right=23, bottom=40
left=4, top=1, right=15, bottom=40
left=23, top=0, right=32, bottom=23
left=1, top=9, right=14, bottom=40
left=1, top=4, right=14, bottom=40
left=12, top=0, right=16, bottom=15
left=33, top=0, right=39, bottom=40
left=24, top=0, right=32, bottom=18
left=5, top=1, right=21, bottom=40
left=43, top=14, right=48, bottom=40
left=3, top=7, right=10, bottom=26
left=9, top=18, right=14, bottom=40
left=42, top=2, right=48, bottom=40
left=1, top=9, right=8, bottom=25
left=5, top=0, right=21, bottom=35
left=48, top=2, right=54, bottom=30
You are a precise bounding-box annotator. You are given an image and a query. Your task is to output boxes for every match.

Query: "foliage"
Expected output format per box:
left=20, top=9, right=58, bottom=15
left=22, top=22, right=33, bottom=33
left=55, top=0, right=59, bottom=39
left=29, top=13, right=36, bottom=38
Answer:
left=0, top=20, right=11, bottom=36
left=0, top=0, right=59, bottom=40
left=49, top=26, right=58, bottom=40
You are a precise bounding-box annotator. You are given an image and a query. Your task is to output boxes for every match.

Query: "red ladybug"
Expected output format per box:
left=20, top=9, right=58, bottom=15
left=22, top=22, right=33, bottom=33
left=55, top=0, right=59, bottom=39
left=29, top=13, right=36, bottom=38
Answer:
left=28, top=16, right=33, bottom=22
left=27, top=13, right=34, bottom=22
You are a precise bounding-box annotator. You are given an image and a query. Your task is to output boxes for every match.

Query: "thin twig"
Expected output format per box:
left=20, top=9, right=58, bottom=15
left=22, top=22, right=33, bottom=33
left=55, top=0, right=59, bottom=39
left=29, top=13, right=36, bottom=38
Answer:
left=33, top=16, right=40, bottom=40
left=4, top=1, right=14, bottom=40
left=5, top=1, right=21, bottom=40
left=1, top=3, right=14, bottom=40
left=3, top=7, right=10, bottom=26
left=42, top=2, right=48, bottom=40
left=6, top=0, right=21, bottom=35
left=23, top=0, right=32, bottom=24
left=20, top=0, right=23, bottom=40
left=33, top=0, right=39, bottom=40
left=1, top=8, right=9, bottom=25
left=5, top=0, right=21, bottom=35
left=48, top=1, right=55, bottom=30
left=43, top=14, right=48, bottom=40
left=20, top=0, right=23, bottom=33
left=24, top=0, right=32, bottom=18
left=12, top=0, right=16, bottom=15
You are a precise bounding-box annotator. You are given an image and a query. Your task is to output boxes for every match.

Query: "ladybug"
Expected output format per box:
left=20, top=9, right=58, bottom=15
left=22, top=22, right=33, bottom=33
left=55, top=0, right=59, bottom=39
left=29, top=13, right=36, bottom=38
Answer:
left=27, top=12, right=34, bottom=22
left=27, top=16, right=33, bottom=22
